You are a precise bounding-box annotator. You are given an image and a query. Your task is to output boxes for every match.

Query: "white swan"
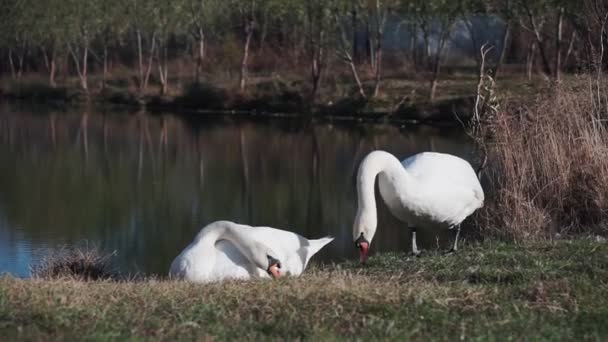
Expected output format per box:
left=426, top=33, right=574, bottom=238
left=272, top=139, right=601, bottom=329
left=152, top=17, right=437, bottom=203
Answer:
left=169, top=220, right=334, bottom=282
left=353, top=151, right=484, bottom=262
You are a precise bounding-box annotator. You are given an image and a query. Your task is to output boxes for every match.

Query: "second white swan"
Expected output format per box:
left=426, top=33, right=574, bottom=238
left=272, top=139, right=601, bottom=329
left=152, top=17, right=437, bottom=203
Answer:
left=169, top=220, right=334, bottom=282
left=353, top=150, right=484, bottom=263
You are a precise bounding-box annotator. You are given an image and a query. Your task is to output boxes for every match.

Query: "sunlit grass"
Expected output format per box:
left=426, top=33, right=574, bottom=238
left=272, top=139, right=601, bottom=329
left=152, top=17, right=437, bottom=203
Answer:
left=1, top=238, right=607, bottom=340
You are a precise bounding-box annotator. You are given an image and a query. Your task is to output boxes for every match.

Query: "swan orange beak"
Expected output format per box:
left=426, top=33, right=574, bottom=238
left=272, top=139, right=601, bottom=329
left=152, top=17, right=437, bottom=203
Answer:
left=268, top=263, right=281, bottom=279
left=358, top=241, right=369, bottom=264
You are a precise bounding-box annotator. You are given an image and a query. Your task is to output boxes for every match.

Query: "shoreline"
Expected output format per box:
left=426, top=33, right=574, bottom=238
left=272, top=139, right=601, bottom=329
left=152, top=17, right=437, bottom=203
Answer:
left=0, top=92, right=476, bottom=127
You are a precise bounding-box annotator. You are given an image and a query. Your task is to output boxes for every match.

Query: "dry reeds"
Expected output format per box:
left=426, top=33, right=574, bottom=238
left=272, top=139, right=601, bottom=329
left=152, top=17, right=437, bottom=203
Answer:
left=30, top=244, right=117, bottom=281
left=476, top=78, right=608, bottom=240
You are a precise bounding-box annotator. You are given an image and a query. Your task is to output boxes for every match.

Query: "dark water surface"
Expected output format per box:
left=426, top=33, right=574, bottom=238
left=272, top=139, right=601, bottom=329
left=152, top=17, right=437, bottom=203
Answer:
left=0, top=104, right=475, bottom=277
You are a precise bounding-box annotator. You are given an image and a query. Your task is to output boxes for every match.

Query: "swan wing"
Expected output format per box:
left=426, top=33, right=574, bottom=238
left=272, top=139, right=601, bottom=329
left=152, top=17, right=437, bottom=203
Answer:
left=211, top=240, right=259, bottom=280
left=402, top=152, right=483, bottom=199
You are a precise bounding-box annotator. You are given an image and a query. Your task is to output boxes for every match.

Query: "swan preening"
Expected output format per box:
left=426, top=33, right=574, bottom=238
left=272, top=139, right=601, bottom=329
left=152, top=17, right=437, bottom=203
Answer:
left=353, top=150, right=484, bottom=263
left=169, top=220, right=334, bottom=282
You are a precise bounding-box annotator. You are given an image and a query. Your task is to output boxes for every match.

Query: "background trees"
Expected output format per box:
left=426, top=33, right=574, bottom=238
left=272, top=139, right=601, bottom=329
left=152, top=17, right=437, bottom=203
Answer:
left=0, top=0, right=604, bottom=102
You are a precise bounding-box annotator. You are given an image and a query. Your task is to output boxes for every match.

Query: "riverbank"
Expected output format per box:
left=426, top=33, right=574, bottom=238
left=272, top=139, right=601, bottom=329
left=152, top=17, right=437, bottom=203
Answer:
left=0, top=71, right=541, bottom=125
left=1, top=238, right=606, bottom=340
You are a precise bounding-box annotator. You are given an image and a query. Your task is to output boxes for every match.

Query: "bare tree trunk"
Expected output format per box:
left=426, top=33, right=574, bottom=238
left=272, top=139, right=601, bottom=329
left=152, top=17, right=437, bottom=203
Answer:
left=311, top=45, right=323, bottom=101
left=429, top=58, right=441, bottom=102
left=195, top=28, right=205, bottom=83
left=429, top=33, right=449, bottom=102
left=49, top=55, right=56, bottom=87
left=102, top=44, right=108, bottom=90
left=67, top=37, right=89, bottom=92
left=366, top=21, right=375, bottom=68
left=372, top=39, right=382, bottom=97
left=137, top=29, right=144, bottom=90
left=421, top=24, right=432, bottom=71
left=17, top=40, right=26, bottom=79
left=335, top=12, right=366, bottom=98
left=410, top=22, right=418, bottom=70
left=8, top=49, right=16, bottom=80
left=526, top=40, right=537, bottom=80
left=525, top=10, right=552, bottom=76
left=82, top=40, right=88, bottom=91
left=158, top=41, right=169, bottom=95
left=143, top=33, right=157, bottom=92
left=563, top=31, right=577, bottom=68
left=42, top=47, right=57, bottom=87
left=352, top=6, right=358, bottom=63
left=371, top=0, right=387, bottom=97
left=239, top=21, right=254, bottom=92
left=554, top=7, right=564, bottom=81
left=464, top=18, right=481, bottom=70
left=259, top=9, right=269, bottom=52
left=492, top=22, right=510, bottom=79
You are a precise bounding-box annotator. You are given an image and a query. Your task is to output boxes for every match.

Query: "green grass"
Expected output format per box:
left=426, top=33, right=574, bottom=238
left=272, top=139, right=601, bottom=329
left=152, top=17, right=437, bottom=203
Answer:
left=1, top=239, right=607, bottom=340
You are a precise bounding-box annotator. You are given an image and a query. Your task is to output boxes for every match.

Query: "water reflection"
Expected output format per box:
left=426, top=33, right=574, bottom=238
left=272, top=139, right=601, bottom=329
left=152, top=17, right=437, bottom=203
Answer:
left=0, top=104, right=474, bottom=277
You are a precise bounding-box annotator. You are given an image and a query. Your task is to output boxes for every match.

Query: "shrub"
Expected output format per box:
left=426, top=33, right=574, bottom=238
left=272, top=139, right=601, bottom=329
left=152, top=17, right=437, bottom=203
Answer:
left=475, top=78, right=608, bottom=240
left=31, top=245, right=117, bottom=281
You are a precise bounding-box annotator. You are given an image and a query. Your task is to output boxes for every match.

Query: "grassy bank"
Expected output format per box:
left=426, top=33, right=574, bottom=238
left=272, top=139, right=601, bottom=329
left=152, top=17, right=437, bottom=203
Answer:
left=1, top=239, right=607, bottom=340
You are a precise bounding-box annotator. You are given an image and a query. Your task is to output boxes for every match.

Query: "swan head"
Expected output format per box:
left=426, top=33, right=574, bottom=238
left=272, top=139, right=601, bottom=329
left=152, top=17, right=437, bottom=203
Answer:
left=353, top=213, right=377, bottom=264
left=247, top=240, right=282, bottom=279
left=266, top=255, right=282, bottom=279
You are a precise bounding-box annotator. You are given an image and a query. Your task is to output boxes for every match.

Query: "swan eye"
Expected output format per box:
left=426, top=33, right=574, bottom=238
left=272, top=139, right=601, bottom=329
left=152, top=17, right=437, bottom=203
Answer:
left=355, top=234, right=368, bottom=248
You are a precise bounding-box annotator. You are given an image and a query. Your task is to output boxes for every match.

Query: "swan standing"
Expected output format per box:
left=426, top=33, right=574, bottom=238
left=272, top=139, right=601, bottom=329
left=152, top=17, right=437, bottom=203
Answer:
left=352, top=151, right=484, bottom=262
left=170, top=220, right=334, bottom=282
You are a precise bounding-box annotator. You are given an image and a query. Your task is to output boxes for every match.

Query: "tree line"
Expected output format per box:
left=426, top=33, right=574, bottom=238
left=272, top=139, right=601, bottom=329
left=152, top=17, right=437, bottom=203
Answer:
left=0, top=0, right=606, bottom=101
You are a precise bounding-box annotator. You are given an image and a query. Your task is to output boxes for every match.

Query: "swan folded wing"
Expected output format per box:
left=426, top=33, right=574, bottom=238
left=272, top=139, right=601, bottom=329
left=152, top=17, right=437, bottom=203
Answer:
left=427, top=185, right=483, bottom=226
left=403, top=152, right=480, bottom=188
left=212, top=240, right=261, bottom=280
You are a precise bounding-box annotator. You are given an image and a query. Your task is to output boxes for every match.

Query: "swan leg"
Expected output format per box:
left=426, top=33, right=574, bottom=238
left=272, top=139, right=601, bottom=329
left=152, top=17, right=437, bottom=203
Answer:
left=447, top=224, right=461, bottom=254
left=410, top=227, right=421, bottom=257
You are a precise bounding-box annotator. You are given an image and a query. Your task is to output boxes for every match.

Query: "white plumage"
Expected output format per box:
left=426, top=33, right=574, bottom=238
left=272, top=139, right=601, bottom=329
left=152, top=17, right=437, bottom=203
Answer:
left=169, top=220, right=333, bottom=282
left=353, top=150, right=484, bottom=260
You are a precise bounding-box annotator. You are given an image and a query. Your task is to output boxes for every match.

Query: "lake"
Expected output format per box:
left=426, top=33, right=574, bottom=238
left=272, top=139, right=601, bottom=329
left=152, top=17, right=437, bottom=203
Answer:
left=0, top=103, right=475, bottom=277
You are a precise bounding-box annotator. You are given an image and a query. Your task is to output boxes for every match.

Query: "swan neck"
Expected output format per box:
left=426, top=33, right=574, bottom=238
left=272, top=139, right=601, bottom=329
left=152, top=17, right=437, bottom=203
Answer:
left=198, top=221, right=264, bottom=267
left=357, top=151, right=407, bottom=215
left=354, top=151, right=409, bottom=242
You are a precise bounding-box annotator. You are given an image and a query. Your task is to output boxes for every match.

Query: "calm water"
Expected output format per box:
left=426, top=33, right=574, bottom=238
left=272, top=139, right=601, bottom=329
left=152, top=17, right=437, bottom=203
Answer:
left=0, top=104, right=475, bottom=277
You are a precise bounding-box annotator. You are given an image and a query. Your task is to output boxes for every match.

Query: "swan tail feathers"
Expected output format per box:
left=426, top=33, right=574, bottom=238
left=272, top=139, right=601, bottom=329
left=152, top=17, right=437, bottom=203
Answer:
left=308, top=236, right=334, bottom=255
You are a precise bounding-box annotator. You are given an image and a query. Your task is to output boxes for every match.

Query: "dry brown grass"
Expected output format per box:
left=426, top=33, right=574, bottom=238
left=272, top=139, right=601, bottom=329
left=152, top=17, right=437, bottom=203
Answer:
left=476, top=77, right=608, bottom=240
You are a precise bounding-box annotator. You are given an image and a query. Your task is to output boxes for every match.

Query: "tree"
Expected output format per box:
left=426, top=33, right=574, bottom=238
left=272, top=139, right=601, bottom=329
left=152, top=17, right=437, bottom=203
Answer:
left=126, top=0, right=159, bottom=94
left=0, top=0, right=35, bottom=80
left=305, top=0, right=332, bottom=101
left=333, top=1, right=367, bottom=98
left=98, top=0, right=129, bottom=90
left=183, top=0, right=224, bottom=83
left=359, top=0, right=396, bottom=97
left=62, top=0, right=104, bottom=92
left=154, top=0, right=185, bottom=95
left=405, top=0, right=464, bottom=101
